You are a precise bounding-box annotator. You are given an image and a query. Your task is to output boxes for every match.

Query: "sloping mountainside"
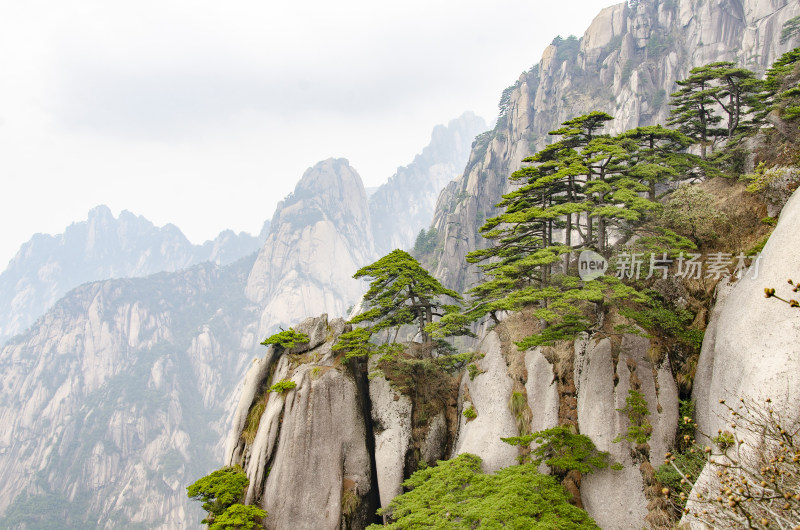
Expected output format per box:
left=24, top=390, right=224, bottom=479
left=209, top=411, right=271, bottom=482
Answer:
left=245, top=158, right=376, bottom=339
left=369, top=112, right=487, bottom=255
left=0, top=117, right=475, bottom=528
left=428, top=0, right=800, bottom=292
left=0, top=205, right=267, bottom=346
left=0, top=256, right=261, bottom=529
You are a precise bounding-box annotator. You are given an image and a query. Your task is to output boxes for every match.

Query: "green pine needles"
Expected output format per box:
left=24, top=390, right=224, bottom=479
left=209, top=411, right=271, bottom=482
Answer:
left=502, top=426, right=612, bottom=476
left=187, top=466, right=266, bottom=529
left=260, top=328, right=309, bottom=349
left=268, top=379, right=297, bottom=393
left=369, top=453, right=599, bottom=529
left=334, top=250, right=471, bottom=360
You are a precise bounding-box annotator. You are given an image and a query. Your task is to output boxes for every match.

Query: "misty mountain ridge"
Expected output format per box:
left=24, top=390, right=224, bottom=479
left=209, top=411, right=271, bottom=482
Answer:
left=0, top=205, right=269, bottom=346
left=0, top=111, right=483, bottom=528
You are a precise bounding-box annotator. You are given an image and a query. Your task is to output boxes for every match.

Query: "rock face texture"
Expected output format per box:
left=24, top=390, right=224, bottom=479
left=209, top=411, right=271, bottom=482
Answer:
left=451, top=331, right=519, bottom=473
left=369, top=112, right=487, bottom=255
left=224, top=315, right=379, bottom=530
left=0, top=258, right=262, bottom=529
left=0, top=205, right=265, bottom=345
left=575, top=335, right=678, bottom=530
left=680, top=189, right=800, bottom=529
left=693, top=186, right=800, bottom=437
left=428, top=0, right=800, bottom=292
left=246, top=158, right=377, bottom=337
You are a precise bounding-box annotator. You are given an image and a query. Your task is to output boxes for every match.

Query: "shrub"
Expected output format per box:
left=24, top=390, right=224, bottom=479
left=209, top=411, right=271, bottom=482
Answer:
left=615, top=389, right=652, bottom=445
left=187, top=466, right=249, bottom=521
left=467, top=363, right=483, bottom=380
left=369, top=453, right=599, bottom=529
left=260, top=328, right=309, bottom=349
left=209, top=504, right=266, bottom=530
left=268, top=380, right=297, bottom=393
left=660, top=185, right=728, bottom=245
left=670, top=398, right=800, bottom=529
left=462, top=405, right=477, bottom=420
left=503, top=426, right=611, bottom=476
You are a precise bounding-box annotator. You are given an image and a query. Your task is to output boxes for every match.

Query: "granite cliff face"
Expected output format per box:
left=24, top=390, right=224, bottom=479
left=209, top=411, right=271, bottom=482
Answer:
left=0, top=205, right=266, bottom=346
left=224, top=315, right=379, bottom=530
left=224, top=309, right=681, bottom=529
left=245, top=158, right=376, bottom=338
left=681, top=186, right=800, bottom=527
left=429, top=0, right=800, bottom=292
left=369, top=112, right=487, bottom=255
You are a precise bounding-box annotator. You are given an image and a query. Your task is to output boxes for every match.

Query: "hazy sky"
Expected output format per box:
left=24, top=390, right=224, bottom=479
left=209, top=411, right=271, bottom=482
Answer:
left=0, top=0, right=618, bottom=267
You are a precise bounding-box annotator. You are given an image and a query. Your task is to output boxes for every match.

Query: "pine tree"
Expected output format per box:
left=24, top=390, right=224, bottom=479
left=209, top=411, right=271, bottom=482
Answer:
left=668, top=62, right=765, bottom=157
left=617, top=125, right=699, bottom=200
left=668, top=65, right=724, bottom=157
left=335, top=250, right=468, bottom=359
left=463, top=113, right=652, bottom=346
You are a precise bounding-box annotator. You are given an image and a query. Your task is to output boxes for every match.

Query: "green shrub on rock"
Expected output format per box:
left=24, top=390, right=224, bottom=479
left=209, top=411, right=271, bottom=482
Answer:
left=370, top=453, right=598, bottom=529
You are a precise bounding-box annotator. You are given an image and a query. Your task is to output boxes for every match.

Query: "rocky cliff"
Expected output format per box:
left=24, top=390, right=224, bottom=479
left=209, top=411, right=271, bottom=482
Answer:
left=429, top=0, right=800, bottom=292
left=224, top=315, right=379, bottom=530
left=369, top=112, right=487, bottom=255
left=224, top=308, right=681, bottom=529
left=680, top=186, right=800, bottom=527
left=0, top=257, right=261, bottom=528
left=245, top=158, right=376, bottom=338
left=0, top=205, right=266, bottom=346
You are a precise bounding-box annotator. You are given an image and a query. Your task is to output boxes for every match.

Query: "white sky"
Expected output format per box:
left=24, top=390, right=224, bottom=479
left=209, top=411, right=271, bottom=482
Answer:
left=0, top=0, right=618, bottom=267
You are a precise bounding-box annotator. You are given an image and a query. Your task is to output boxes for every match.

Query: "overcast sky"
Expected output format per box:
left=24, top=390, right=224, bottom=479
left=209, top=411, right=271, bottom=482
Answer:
left=0, top=0, right=618, bottom=267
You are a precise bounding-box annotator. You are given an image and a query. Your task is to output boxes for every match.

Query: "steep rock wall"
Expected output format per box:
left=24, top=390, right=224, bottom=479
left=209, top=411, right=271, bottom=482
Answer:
left=369, top=112, right=487, bottom=255
left=429, top=0, right=800, bottom=293
left=680, top=187, right=800, bottom=528
left=225, top=315, right=379, bottom=530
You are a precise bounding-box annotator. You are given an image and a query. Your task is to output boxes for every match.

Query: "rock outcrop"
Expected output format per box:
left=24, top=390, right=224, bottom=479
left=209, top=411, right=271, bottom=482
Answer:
left=451, top=331, right=519, bottom=472
left=575, top=334, right=678, bottom=530
left=224, top=315, right=379, bottom=530
left=692, top=185, right=800, bottom=442
left=0, top=205, right=265, bottom=345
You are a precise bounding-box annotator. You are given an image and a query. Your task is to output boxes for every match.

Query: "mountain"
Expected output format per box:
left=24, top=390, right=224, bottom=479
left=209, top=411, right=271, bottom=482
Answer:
left=369, top=112, right=487, bottom=254
left=219, top=1, right=800, bottom=529
left=0, top=257, right=260, bottom=528
left=245, top=158, right=376, bottom=338
left=427, top=0, right=800, bottom=292
left=0, top=116, right=477, bottom=527
left=0, top=205, right=267, bottom=346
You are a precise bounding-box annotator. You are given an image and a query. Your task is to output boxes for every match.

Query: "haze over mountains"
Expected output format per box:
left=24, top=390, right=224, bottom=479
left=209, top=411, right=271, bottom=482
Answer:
left=0, top=112, right=485, bottom=528
left=0, top=208, right=269, bottom=345
left=1, top=0, right=799, bottom=528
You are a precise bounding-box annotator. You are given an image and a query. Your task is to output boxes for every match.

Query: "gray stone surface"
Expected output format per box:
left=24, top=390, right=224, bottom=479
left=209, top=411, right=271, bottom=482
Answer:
left=693, top=187, right=800, bottom=438
left=451, top=330, right=518, bottom=473
left=524, top=347, right=559, bottom=434
left=369, top=372, right=412, bottom=510
left=683, top=188, right=800, bottom=527
left=576, top=333, right=678, bottom=530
